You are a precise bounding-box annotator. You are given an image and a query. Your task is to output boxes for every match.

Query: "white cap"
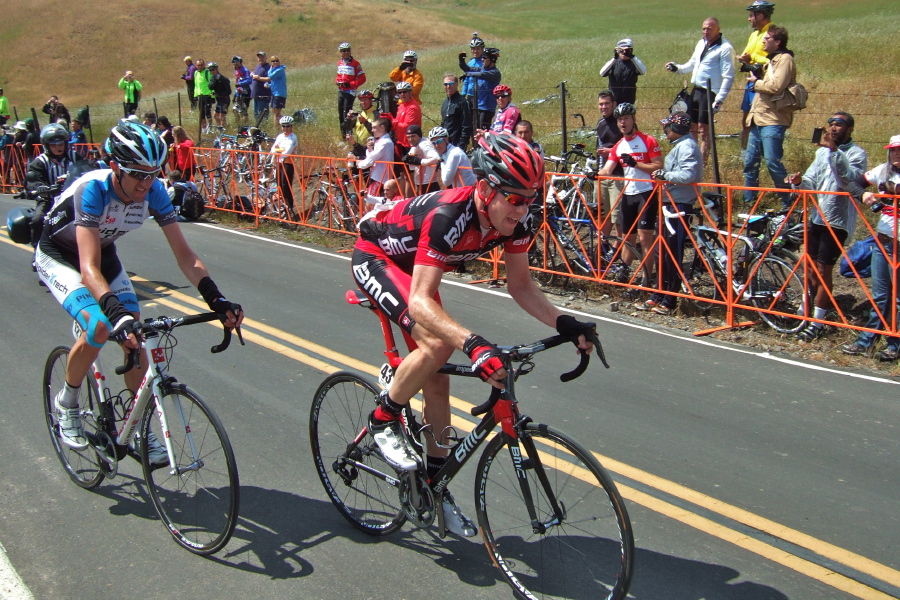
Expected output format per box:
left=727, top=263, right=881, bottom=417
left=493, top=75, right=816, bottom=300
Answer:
left=884, top=134, right=900, bottom=150
left=14, top=121, right=27, bottom=131
left=616, top=38, right=634, bottom=49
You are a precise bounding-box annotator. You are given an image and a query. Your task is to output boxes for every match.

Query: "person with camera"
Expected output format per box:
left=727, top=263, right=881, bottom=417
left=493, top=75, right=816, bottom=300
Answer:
left=389, top=50, right=424, bottom=105
left=737, top=1, right=776, bottom=151
left=232, top=56, right=253, bottom=124
left=344, top=89, right=378, bottom=160
left=786, top=112, right=867, bottom=342
left=118, top=71, right=143, bottom=116
left=459, top=47, right=501, bottom=130
left=600, top=38, right=647, bottom=105
left=841, top=135, right=900, bottom=361
left=181, top=56, right=197, bottom=111
left=743, top=25, right=794, bottom=207
left=335, top=42, right=367, bottom=134
left=665, top=18, right=735, bottom=165
left=42, top=95, right=70, bottom=125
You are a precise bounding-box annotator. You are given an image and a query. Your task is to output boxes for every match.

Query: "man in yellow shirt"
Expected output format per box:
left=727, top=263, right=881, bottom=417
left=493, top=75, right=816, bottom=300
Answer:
left=344, top=89, right=379, bottom=159
left=738, top=0, right=775, bottom=150
left=389, top=51, right=424, bottom=105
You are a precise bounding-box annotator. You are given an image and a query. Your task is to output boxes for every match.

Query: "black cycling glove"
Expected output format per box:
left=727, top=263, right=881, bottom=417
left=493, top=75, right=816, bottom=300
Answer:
left=198, top=277, right=242, bottom=318
left=619, top=153, right=637, bottom=167
left=98, top=292, right=135, bottom=333
left=556, top=315, right=595, bottom=340
left=401, top=154, right=422, bottom=165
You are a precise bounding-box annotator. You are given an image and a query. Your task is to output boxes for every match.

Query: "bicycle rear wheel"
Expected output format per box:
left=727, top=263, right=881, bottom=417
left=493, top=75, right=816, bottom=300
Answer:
left=475, top=424, right=633, bottom=600
left=43, top=346, right=105, bottom=489
left=750, top=256, right=806, bottom=333
left=528, top=229, right=565, bottom=287
left=309, top=372, right=406, bottom=536
left=142, top=385, right=239, bottom=555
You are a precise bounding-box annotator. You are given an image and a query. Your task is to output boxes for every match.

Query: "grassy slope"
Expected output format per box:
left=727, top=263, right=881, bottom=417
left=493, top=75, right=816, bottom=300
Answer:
left=3, top=0, right=899, bottom=184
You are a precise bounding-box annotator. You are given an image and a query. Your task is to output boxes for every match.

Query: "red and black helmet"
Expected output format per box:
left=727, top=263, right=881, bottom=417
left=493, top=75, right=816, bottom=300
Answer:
left=471, top=133, right=545, bottom=191
left=492, top=84, right=511, bottom=97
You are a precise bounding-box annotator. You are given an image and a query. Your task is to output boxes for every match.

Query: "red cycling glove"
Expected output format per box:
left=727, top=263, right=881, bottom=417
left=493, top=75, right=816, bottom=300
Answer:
left=463, top=334, right=503, bottom=382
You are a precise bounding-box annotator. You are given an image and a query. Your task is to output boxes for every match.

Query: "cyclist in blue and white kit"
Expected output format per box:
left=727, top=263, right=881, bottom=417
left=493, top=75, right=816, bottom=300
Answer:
left=36, top=120, right=244, bottom=455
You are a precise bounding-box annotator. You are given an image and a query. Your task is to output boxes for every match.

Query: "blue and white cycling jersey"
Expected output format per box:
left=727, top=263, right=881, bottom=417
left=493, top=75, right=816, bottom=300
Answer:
left=44, top=169, right=177, bottom=252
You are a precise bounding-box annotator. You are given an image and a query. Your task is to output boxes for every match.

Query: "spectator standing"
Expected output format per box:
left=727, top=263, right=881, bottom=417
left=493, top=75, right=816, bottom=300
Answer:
left=42, top=96, right=70, bottom=125
left=459, top=47, right=501, bottom=130
left=486, top=85, right=520, bottom=135
left=595, top=90, right=624, bottom=238
left=738, top=1, right=776, bottom=150
left=429, top=126, right=476, bottom=189
left=0, top=88, right=10, bottom=127
left=514, top=120, right=544, bottom=159
left=351, top=117, right=395, bottom=205
left=391, top=81, right=422, bottom=154
left=171, top=125, right=196, bottom=180
left=119, top=71, right=143, bottom=116
left=232, top=56, right=252, bottom=123
left=461, top=34, right=484, bottom=113
left=263, top=56, right=288, bottom=123
left=600, top=39, right=647, bottom=105
left=743, top=25, right=795, bottom=207
left=389, top=51, right=424, bottom=105
left=441, top=74, right=471, bottom=151
left=19, top=118, right=41, bottom=161
left=787, top=111, right=867, bottom=341
left=193, top=59, right=213, bottom=133
left=182, top=56, right=197, bottom=110
left=402, top=125, right=442, bottom=195
left=842, top=135, right=900, bottom=361
left=70, top=118, right=87, bottom=145
left=644, top=112, right=703, bottom=315
left=272, top=115, right=299, bottom=216
left=344, top=89, right=378, bottom=159
left=665, top=18, right=735, bottom=164
left=208, top=63, right=232, bottom=128
left=250, top=51, right=271, bottom=121
left=335, top=42, right=367, bottom=134
left=598, top=103, right=663, bottom=279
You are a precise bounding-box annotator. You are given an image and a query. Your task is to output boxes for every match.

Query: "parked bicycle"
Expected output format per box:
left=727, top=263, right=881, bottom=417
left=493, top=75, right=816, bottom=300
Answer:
left=43, top=312, right=243, bottom=555
left=677, top=193, right=806, bottom=333
left=302, top=165, right=360, bottom=232
left=310, top=289, right=634, bottom=600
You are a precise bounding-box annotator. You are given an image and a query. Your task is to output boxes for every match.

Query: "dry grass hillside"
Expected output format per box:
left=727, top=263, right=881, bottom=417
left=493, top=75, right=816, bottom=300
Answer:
left=0, top=0, right=470, bottom=108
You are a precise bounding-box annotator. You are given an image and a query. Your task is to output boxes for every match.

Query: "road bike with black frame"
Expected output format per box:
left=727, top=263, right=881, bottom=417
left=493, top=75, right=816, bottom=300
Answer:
left=302, top=165, right=360, bottom=233
left=310, top=289, right=634, bottom=600
left=676, top=192, right=806, bottom=333
left=43, top=312, right=244, bottom=554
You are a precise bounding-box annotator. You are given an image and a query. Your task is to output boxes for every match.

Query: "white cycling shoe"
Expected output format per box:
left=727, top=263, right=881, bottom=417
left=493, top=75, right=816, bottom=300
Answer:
left=442, top=492, right=477, bottom=537
left=369, top=414, right=419, bottom=471
left=55, top=390, right=88, bottom=450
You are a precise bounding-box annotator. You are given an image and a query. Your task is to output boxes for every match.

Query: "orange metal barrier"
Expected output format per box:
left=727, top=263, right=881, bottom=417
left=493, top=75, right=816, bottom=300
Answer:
left=0, top=144, right=28, bottom=194
left=191, top=145, right=899, bottom=339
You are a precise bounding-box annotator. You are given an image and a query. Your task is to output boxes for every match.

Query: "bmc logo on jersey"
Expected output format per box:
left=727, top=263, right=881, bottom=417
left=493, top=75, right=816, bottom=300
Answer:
left=442, top=209, right=473, bottom=248
left=378, top=234, right=415, bottom=256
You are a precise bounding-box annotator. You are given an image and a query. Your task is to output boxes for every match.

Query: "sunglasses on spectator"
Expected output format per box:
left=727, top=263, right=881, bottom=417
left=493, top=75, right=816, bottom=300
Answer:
left=118, top=165, right=160, bottom=181
left=282, top=124, right=292, bottom=128
left=271, top=60, right=280, bottom=63
left=828, top=117, right=848, bottom=125
left=490, top=184, right=538, bottom=206
left=430, top=137, right=446, bottom=144
left=443, top=82, right=455, bottom=87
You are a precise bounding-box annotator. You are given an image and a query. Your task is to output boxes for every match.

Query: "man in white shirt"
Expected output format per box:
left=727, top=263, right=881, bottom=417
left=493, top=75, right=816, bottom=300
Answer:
left=428, top=126, right=476, bottom=189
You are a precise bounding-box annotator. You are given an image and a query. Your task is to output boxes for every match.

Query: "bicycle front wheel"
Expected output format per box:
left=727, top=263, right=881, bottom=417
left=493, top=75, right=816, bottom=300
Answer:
left=475, top=424, right=633, bottom=600
left=43, top=346, right=105, bottom=489
left=309, top=372, right=406, bottom=536
left=142, top=385, right=239, bottom=555
left=750, top=256, right=806, bottom=333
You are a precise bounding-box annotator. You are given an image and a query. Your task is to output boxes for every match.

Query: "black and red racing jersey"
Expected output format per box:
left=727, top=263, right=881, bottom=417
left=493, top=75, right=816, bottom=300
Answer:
left=355, top=187, right=533, bottom=272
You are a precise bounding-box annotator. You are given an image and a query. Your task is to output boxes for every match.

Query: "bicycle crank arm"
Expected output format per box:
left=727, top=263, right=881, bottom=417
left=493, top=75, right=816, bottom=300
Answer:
left=338, top=457, right=401, bottom=488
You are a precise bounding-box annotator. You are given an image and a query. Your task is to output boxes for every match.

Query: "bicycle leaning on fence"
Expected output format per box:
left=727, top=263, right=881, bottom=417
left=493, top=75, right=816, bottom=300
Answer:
left=309, top=289, right=634, bottom=600
left=43, top=312, right=244, bottom=555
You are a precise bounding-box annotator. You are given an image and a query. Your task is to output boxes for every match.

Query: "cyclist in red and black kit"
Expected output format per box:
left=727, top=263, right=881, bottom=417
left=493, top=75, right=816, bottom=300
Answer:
left=351, top=133, right=597, bottom=537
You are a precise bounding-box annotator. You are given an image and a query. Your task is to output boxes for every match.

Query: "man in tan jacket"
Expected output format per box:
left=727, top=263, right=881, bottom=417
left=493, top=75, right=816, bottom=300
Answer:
left=742, top=25, right=795, bottom=207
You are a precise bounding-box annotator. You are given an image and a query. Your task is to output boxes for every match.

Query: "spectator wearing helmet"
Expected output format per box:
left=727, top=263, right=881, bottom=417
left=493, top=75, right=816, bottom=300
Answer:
left=485, top=84, right=520, bottom=135
left=254, top=55, right=287, bottom=122
left=351, top=132, right=596, bottom=538
left=25, top=123, right=85, bottom=247
left=598, top=102, right=663, bottom=278
left=37, top=119, right=243, bottom=452
left=350, top=116, right=394, bottom=208
left=401, top=125, right=442, bottom=195
left=232, top=56, right=252, bottom=124
left=460, top=33, right=485, bottom=112
left=119, top=71, right=143, bottom=116
left=193, top=60, right=214, bottom=133
left=389, top=50, right=424, bottom=105
left=841, top=134, right=900, bottom=361
left=428, top=126, right=476, bottom=189
left=643, top=112, right=703, bottom=315
left=440, top=74, right=471, bottom=151
left=207, top=63, right=233, bottom=128
left=182, top=56, right=198, bottom=110
left=459, top=47, right=501, bottom=130
left=665, top=17, right=735, bottom=164
left=599, top=39, right=647, bottom=105
left=42, top=95, right=71, bottom=125
left=595, top=89, right=624, bottom=239
left=738, top=1, right=776, bottom=150
left=335, top=42, right=367, bottom=134
left=170, top=126, right=196, bottom=181
left=271, top=116, right=299, bottom=215
left=249, top=51, right=271, bottom=121
left=344, top=89, right=378, bottom=159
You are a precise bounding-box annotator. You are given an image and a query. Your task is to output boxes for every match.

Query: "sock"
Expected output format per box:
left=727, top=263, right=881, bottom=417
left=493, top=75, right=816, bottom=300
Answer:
left=812, top=306, right=827, bottom=326
left=58, top=382, right=81, bottom=409
left=372, top=391, right=404, bottom=423
left=427, top=454, right=448, bottom=480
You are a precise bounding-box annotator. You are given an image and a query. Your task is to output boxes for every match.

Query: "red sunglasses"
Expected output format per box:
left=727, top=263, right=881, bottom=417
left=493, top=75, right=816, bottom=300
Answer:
left=490, top=184, right=538, bottom=206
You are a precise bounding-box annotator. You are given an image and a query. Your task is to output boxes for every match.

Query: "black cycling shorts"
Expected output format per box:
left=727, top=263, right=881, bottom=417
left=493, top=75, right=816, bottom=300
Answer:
left=806, top=222, right=848, bottom=266
left=620, top=190, right=658, bottom=232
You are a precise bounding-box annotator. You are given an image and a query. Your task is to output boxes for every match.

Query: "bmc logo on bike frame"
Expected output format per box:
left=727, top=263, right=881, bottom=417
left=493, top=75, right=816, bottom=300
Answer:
left=454, top=426, right=486, bottom=463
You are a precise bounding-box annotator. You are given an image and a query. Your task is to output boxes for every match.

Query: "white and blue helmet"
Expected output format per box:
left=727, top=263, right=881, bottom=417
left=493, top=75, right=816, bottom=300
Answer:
left=106, top=119, right=167, bottom=169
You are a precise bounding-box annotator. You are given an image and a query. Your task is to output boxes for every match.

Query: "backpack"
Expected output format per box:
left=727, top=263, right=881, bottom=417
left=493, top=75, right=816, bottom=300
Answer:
left=212, top=74, right=232, bottom=98
left=771, top=82, right=808, bottom=112
left=292, top=108, right=316, bottom=125
left=839, top=235, right=876, bottom=278
left=76, top=106, right=91, bottom=129
left=180, top=189, right=206, bottom=221
left=669, top=87, right=690, bottom=114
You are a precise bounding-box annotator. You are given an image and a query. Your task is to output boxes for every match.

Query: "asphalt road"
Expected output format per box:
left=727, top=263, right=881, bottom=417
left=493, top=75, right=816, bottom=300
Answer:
left=0, top=194, right=897, bottom=600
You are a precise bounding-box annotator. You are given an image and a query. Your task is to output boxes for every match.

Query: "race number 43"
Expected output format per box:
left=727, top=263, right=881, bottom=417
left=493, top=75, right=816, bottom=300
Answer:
left=379, top=363, right=395, bottom=390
